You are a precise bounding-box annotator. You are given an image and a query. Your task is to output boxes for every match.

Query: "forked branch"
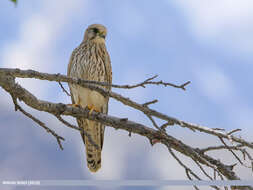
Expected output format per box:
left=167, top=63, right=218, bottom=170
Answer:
left=0, top=68, right=252, bottom=190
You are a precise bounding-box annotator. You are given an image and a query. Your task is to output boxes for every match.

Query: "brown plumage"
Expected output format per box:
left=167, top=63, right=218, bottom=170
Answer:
left=67, top=24, right=112, bottom=172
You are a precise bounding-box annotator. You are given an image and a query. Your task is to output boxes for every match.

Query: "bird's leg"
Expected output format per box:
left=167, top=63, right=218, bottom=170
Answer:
left=87, top=105, right=100, bottom=115
left=67, top=97, right=81, bottom=107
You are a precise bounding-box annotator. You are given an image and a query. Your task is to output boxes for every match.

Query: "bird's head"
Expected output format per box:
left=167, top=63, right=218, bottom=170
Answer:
left=84, top=24, right=107, bottom=43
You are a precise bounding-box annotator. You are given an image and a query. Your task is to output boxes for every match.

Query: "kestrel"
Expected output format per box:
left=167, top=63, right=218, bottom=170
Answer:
left=67, top=24, right=112, bottom=172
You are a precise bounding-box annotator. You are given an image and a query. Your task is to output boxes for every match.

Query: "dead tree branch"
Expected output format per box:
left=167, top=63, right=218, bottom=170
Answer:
left=0, top=68, right=252, bottom=190
left=0, top=68, right=190, bottom=90
left=0, top=68, right=251, bottom=149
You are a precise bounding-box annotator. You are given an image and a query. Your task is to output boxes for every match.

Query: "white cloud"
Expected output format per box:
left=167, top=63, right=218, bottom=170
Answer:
left=172, top=0, right=253, bottom=53
left=0, top=0, right=89, bottom=100
left=1, top=17, right=53, bottom=76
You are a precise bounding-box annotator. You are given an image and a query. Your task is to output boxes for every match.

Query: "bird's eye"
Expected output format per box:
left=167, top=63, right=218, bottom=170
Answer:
left=93, top=28, right=99, bottom=33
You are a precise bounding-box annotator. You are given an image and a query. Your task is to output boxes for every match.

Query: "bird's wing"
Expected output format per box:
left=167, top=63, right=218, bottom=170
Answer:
left=104, top=50, right=112, bottom=90
left=67, top=48, right=77, bottom=104
left=100, top=49, right=112, bottom=148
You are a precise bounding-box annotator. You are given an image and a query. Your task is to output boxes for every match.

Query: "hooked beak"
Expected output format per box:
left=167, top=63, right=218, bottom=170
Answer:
left=97, top=32, right=106, bottom=39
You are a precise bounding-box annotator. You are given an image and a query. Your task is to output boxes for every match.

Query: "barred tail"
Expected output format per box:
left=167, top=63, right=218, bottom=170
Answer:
left=78, top=118, right=103, bottom=172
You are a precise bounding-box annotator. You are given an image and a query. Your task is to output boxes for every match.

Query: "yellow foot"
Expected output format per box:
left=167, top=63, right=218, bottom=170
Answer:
left=67, top=103, right=80, bottom=108
left=87, top=105, right=100, bottom=115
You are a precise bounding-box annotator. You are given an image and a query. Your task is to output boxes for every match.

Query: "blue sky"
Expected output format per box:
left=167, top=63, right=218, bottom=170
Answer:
left=0, top=0, right=253, bottom=190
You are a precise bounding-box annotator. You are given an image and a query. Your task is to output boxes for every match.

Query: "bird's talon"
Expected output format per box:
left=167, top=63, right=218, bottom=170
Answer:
left=87, top=105, right=100, bottom=115
left=88, top=106, right=94, bottom=115
left=67, top=103, right=80, bottom=107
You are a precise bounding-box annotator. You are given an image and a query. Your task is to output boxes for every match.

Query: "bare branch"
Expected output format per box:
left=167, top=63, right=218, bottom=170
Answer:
left=1, top=68, right=252, bottom=150
left=0, top=68, right=190, bottom=90
left=54, top=114, right=99, bottom=150
left=212, top=128, right=226, bottom=131
left=160, top=121, right=174, bottom=131
left=12, top=98, right=65, bottom=150
left=227, top=129, right=242, bottom=136
left=199, top=144, right=246, bottom=153
left=218, top=138, right=253, bottom=169
left=0, top=69, right=253, bottom=190
left=219, top=137, right=244, bottom=165
left=166, top=147, right=221, bottom=190
left=167, top=147, right=201, bottom=180
left=146, top=79, right=191, bottom=90
left=185, top=169, right=201, bottom=190
left=0, top=73, right=239, bottom=180
left=194, top=160, right=213, bottom=180
left=142, top=99, right=158, bottom=107
left=58, top=81, right=70, bottom=96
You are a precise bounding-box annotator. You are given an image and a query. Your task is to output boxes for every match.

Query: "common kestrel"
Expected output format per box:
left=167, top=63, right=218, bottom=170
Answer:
left=67, top=24, right=112, bottom=172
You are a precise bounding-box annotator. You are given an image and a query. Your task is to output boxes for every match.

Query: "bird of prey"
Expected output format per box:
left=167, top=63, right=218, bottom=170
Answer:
left=67, top=24, right=112, bottom=172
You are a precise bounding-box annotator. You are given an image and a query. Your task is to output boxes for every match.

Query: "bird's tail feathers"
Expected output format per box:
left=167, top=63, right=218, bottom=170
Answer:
left=78, top=118, right=102, bottom=172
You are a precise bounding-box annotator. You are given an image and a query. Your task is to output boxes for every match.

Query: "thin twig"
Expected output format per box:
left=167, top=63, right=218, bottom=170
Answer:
left=142, top=99, right=158, bottom=107
left=58, top=81, right=70, bottom=96
left=13, top=101, right=65, bottom=150
left=227, top=129, right=242, bottom=136
left=54, top=114, right=99, bottom=150
left=200, top=144, right=253, bottom=169
left=167, top=146, right=219, bottom=190
left=214, top=169, right=216, bottom=180
left=160, top=121, right=174, bottom=131
left=199, top=144, right=245, bottom=154
left=147, top=115, right=161, bottom=131
left=185, top=169, right=200, bottom=190
left=219, top=137, right=243, bottom=165
left=194, top=160, right=213, bottom=180
left=212, top=128, right=225, bottom=131
left=146, top=80, right=191, bottom=90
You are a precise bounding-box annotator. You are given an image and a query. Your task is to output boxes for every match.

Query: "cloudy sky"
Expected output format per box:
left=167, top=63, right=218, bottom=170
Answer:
left=0, top=0, right=253, bottom=189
